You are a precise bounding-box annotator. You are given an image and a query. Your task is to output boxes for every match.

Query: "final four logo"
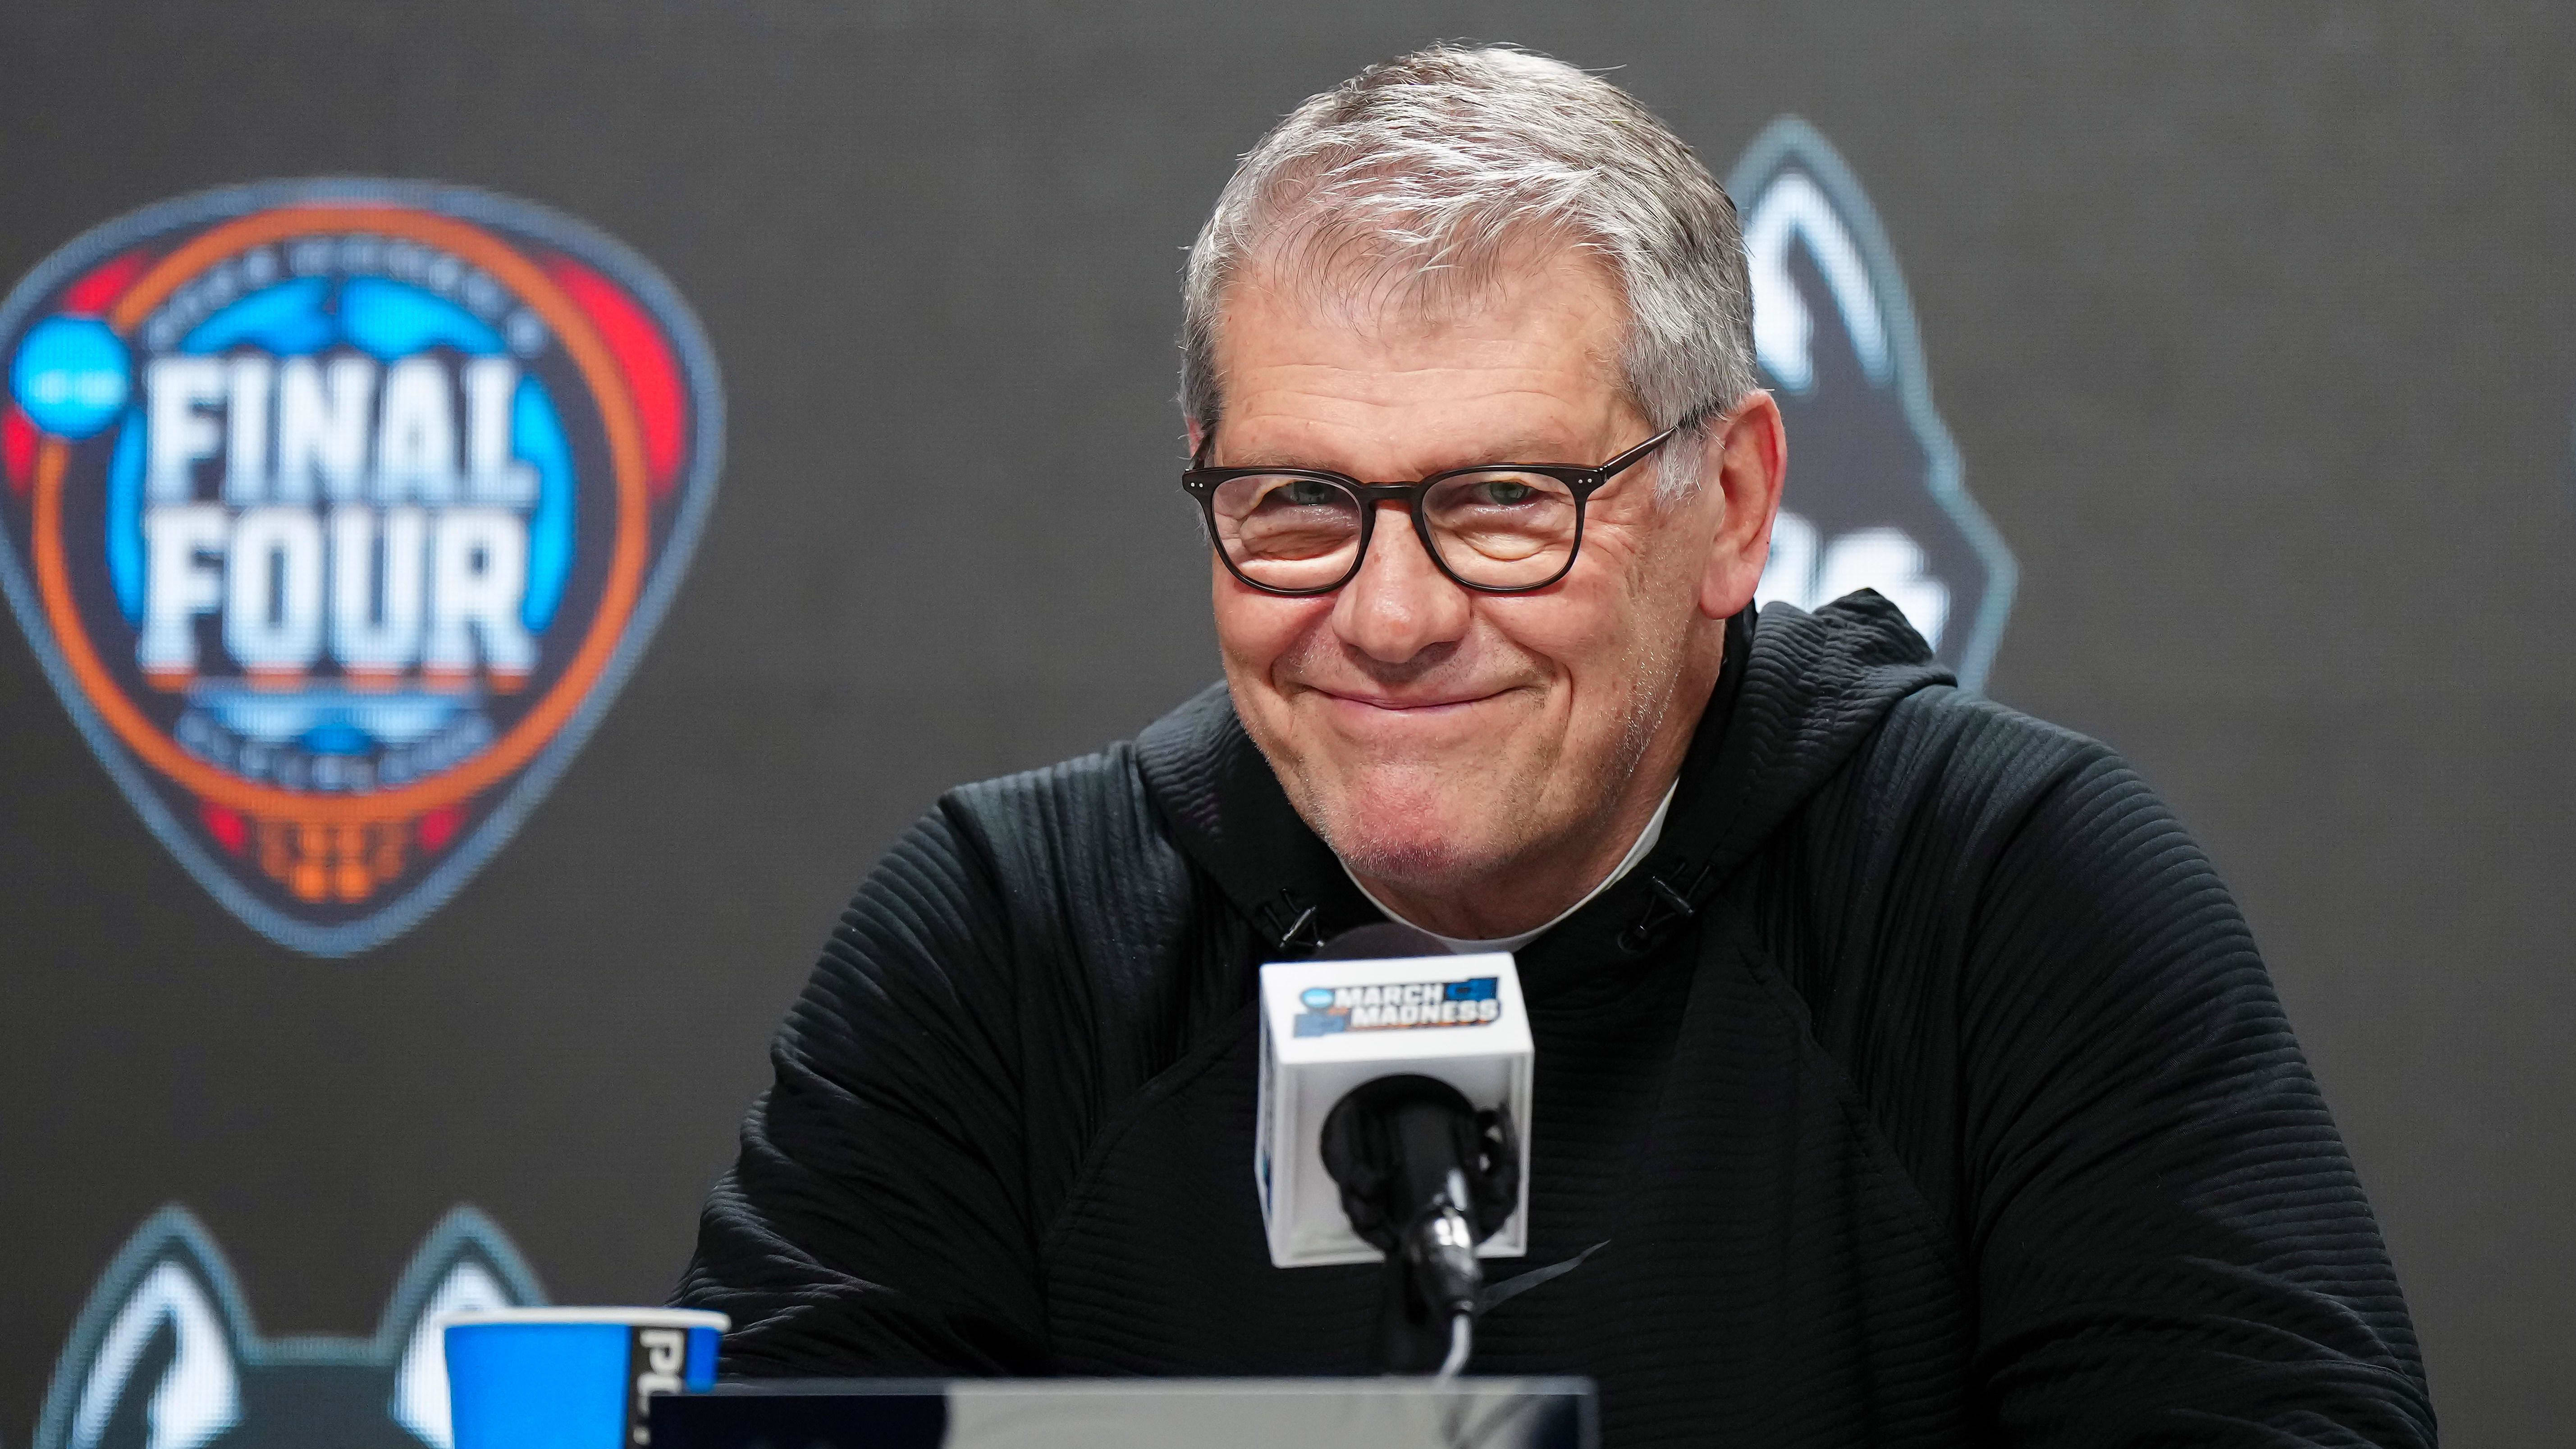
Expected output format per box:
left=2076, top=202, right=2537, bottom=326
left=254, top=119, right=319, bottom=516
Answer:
left=0, top=181, right=722, bottom=955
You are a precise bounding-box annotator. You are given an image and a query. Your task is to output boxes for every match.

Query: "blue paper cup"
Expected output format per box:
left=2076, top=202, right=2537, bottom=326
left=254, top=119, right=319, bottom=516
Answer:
left=444, top=1307, right=728, bottom=1449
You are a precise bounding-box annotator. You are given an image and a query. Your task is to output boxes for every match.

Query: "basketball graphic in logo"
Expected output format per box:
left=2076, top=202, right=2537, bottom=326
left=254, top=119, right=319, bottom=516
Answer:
left=0, top=181, right=723, bottom=955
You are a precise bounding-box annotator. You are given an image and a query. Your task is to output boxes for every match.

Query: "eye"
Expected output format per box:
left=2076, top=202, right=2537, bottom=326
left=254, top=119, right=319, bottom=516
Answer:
left=1475, top=479, right=1540, bottom=506
left=1273, top=478, right=1342, bottom=508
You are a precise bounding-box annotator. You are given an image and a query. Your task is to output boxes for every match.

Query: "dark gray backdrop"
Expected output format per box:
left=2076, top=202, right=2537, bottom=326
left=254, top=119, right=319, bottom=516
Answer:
left=3, top=3, right=2570, bottom=1443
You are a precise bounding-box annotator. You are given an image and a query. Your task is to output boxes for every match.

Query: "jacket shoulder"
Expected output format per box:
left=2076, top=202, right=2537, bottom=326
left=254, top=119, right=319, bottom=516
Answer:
left=936, top=737, right=1228, bottom=1038
left=1782, top=683, right=2161, bottom=992
left=1764, top=683, right=2270, bottom=1212
left=1796, top=700, right=2427, bottom=1433
left=943, top=741, right=1167, bottom=867
left=935, top=738, right=1195, bottom=945
left=1757, top=685, right=2171, bottom=1167
left=1864, top=683, right=2118, bottom=802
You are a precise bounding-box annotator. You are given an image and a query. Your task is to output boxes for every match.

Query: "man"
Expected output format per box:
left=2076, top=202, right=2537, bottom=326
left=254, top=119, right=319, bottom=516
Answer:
left=680, top=46, right=2434, bottom=1446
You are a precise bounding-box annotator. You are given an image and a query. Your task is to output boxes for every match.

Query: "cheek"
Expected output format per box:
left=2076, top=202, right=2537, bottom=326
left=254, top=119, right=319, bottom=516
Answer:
left=1211, top=570, right=1329, bottom=679
left=1481, top=540, right=1682, bottom=702
left=1483, top=569, right=1638, bottom=675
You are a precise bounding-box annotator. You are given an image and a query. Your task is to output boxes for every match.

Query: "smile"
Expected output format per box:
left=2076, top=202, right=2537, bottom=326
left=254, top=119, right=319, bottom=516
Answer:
left=1312, top=687, right=1513, bottom=718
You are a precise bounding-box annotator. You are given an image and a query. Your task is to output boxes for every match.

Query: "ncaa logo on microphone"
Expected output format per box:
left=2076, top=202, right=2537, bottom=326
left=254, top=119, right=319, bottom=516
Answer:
left=0, top=180, right=722, bottom=955
left=1294, top=976, right=1503, bottom=1036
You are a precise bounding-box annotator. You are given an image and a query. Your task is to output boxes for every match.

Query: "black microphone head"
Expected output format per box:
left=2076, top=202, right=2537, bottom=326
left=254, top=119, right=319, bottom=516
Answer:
left=1319, top=1073, right=1478, bottom=1254
left=1309, top=921, right=1449, bottom=962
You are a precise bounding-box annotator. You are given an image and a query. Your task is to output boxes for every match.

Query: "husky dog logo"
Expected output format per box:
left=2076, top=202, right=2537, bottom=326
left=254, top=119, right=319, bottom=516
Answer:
left=0, top=180, right=723, bottom=955
left=1728, top=119, right=2016, bottom=689
left=30, top=1206, right=546, bottom=1449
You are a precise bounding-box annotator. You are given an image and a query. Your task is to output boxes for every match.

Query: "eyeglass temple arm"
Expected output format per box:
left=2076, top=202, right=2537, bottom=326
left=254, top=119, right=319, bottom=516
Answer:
left=1598, top=424, right=1682, bottom=481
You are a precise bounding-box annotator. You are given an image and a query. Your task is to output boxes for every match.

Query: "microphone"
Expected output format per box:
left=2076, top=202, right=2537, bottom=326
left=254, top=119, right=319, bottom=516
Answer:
left=1256, top=923, right=1533, bottom=1374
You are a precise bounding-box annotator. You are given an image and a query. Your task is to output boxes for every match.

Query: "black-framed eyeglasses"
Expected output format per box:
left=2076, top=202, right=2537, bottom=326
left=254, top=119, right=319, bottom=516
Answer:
left=1180, top=426, right=1676, bottom=596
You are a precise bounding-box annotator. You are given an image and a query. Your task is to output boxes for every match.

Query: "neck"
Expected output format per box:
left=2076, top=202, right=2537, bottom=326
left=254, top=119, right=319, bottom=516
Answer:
left=1348, top=645, right=1723, bottom=941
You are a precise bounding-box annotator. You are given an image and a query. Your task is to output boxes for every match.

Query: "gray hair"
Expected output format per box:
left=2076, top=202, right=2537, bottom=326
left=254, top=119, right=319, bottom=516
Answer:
left=1180, top=44, right=1756, bottom=502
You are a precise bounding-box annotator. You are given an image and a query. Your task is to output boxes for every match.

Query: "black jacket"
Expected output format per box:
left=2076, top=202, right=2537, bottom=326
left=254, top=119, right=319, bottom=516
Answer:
left=678, top=596, right=2434, bottom=1446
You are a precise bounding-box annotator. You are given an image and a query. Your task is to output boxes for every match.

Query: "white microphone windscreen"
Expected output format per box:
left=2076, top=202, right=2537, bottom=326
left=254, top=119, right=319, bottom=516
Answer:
left=1255, top=948, right=1534, bottom=1269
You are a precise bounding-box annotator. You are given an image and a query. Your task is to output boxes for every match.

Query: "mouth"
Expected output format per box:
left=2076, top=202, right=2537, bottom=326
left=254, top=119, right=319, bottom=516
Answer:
left=1309, top=685, right=1513, bottom=716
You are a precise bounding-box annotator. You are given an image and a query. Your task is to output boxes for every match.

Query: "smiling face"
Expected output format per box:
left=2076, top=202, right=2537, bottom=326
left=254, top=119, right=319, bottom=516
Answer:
left=1203, top=246, right=1783, bottom=937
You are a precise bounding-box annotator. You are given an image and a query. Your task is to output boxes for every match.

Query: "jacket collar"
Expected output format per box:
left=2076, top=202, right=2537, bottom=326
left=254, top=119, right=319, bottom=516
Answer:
left=1133, top=592, right=1953, bottom=991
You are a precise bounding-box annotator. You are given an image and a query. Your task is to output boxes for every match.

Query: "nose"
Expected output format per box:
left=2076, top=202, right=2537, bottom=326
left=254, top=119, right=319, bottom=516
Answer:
left=1329, top=501, right=1472, bottom=663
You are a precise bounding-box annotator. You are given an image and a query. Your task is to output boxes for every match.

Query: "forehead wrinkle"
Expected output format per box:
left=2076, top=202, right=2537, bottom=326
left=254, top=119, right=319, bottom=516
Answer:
left=1211, top=243, right=1641, bottom=474
left=1215, top=310, right=1626, bottom=413
left=1240, top=216, right=1609, bottom=350
left=1217, top=353, right=1631, bottom=468
left=1232, top=354, right=1595, bottom=396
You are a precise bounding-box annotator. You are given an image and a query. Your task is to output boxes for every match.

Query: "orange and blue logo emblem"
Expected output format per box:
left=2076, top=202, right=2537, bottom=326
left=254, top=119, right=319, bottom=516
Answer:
left=0, top=181, right=722, bottom=955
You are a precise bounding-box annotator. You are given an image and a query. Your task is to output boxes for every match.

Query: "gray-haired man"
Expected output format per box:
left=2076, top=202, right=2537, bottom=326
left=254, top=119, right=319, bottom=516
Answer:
left=682, top=46, right=2432, bottom=1447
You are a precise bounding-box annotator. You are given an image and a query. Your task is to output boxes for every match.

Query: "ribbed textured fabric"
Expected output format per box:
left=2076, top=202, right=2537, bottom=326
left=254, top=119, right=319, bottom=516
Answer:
left=677, top=594, right=2434, bottom=1447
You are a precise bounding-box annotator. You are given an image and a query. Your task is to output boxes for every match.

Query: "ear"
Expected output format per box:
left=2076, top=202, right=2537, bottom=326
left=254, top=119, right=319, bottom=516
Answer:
left=38, top=1207, right=247, bottom=1449
left=382, top=1207, right=547, bottom=1449
left=1696, top=391, right=1788, bottom=621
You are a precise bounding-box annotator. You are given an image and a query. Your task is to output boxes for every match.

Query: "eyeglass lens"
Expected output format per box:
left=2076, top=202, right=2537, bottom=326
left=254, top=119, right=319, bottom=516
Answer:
left=1207, top=471, right=1581, bottom=591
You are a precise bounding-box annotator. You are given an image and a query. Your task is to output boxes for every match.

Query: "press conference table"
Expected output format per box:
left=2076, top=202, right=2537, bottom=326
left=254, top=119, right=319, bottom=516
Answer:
left=647, top=1376, right=1598, bottom=1449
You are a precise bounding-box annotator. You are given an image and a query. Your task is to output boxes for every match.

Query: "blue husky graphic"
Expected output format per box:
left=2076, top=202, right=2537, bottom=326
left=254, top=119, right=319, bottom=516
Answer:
left=32, top=1206, right=545, bottom=1449
left=1729, top=117, right=2018, bottom=691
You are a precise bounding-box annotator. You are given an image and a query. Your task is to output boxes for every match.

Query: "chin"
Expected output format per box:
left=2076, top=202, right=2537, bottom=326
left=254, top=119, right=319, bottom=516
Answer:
left=1306, top=770, right=1519, bottom=891
left=1328, top=825, right=1474, bottom=889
